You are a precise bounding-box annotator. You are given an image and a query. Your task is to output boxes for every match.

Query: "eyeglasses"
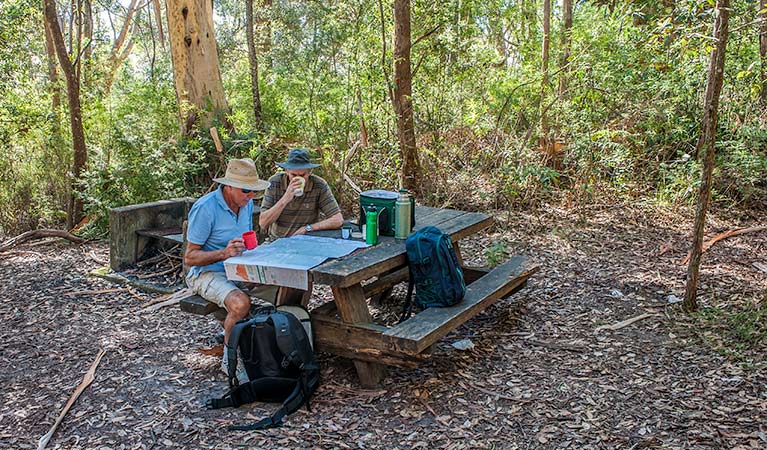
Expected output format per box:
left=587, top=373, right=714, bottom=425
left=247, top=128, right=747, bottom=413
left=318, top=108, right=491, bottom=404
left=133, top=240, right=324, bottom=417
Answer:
left=240, top=188, right=255, bottom=194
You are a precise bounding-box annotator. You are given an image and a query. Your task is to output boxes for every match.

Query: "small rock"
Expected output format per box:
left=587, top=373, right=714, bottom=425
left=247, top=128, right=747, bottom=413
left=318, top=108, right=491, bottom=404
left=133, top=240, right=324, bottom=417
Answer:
left=451, top=339, right=475, bottom=351
left=666, top=295, right=682, bottom=304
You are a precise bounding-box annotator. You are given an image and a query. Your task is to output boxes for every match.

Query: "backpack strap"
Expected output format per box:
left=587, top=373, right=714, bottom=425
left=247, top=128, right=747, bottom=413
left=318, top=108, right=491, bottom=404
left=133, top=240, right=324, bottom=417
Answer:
left=398, top=264, right=415, bottom=324
left=227, top=366, right=320, bottom=431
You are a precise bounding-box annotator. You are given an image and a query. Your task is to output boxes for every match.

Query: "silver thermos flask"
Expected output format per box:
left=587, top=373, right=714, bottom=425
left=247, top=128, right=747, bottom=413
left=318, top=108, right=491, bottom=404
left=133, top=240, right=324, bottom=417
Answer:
left=394, top=189, right=413, bottom=239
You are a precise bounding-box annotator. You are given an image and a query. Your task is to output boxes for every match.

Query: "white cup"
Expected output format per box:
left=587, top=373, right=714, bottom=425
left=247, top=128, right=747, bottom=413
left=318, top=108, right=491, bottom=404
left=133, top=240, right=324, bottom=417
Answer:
left=341, top=227, right=351, bottom=239
left=293, top=177, right=306, bottom=197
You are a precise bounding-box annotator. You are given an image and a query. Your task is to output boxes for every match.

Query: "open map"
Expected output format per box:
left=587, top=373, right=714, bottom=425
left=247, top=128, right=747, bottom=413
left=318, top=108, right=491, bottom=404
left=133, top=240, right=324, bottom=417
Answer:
left=224, top=235, right=369, bottom=289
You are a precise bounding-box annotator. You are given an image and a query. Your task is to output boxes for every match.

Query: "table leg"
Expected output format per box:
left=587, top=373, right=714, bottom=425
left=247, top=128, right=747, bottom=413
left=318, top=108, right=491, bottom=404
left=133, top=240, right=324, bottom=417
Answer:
left=453, top=240, right=465, bottom=266
left=331, top=283, right=385, bottom=388
left=276, top=282, right=313, bottom=308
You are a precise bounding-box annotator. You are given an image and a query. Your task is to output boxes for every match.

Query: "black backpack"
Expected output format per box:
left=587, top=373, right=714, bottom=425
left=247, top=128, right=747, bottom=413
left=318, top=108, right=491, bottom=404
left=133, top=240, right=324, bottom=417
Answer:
left=206, top=305, right=320, bottom=430
left=400, top=226, right=466, bottom=322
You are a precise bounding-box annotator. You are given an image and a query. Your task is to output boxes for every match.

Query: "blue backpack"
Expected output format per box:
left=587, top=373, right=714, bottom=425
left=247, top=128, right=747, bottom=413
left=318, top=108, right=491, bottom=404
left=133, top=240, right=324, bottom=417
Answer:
left=400, top=226, right=466, bottom=322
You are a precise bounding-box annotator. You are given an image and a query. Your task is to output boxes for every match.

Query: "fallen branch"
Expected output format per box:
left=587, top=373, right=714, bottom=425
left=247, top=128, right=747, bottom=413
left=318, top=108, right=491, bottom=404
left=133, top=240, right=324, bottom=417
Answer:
left=135, top=263, right=181, bottom=279
left=88, top=251, right=108, bottom=265
left=37, top=349, right=106, bottom=450
left=88, top=269, right=176, bottom=295
left=65, top=288, right=129, bottom=297
left=681, top=226, right=767, bottom=265
left=595, top=313, right=658, bottom=332
left=0, top=229, right=86, bottom=253
left=342, top=172, right=362, bottom=194
left=139, top=287, right=192, bottom=313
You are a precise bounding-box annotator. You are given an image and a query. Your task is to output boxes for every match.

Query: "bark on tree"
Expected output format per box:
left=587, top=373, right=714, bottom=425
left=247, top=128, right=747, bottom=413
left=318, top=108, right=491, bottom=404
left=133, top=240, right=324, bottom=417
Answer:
left=165, top=0, right=231, bottom=136
left=558, top=0, right=573, bottom=96
left=684, top=0, right=730, bottom=312
left=83, top=0, right=93, bottom=62
left=759, top=0, right=767, bottom=105
left=392, top=0, right=421, bottom=195
left=43, top=11, right=61, bottom=115
left=255, top=0, right=273, bottom=67
left=246, top=0, right=264, bottom=131
left=539, top=0, right=551, bottom=157
left=43, top=0, right=88, bottom=230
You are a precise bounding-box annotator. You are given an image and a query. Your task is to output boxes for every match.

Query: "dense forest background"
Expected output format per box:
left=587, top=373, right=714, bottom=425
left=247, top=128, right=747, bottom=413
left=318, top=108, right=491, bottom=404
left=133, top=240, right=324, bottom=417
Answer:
left=1, top=0, right=765, bottom=238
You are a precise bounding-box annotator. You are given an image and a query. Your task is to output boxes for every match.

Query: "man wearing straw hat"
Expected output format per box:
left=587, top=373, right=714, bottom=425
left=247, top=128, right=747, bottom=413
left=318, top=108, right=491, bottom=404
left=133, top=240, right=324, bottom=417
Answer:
left=259, top=148, right=343, bottom=240
left=184, top=158, right=272, bottom=382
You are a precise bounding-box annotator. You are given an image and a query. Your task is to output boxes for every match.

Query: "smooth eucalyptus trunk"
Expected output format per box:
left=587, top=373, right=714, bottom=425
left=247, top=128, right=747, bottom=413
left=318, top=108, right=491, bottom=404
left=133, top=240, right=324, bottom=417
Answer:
left=684, top=0, right=731, bottom=312
left=165, top=0, right=231, bottom=136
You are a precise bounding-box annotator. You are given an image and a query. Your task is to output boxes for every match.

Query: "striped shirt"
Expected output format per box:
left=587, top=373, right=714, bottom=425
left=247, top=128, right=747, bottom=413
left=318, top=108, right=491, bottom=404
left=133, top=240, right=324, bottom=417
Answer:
left=261, top=173, right=341, bottom=240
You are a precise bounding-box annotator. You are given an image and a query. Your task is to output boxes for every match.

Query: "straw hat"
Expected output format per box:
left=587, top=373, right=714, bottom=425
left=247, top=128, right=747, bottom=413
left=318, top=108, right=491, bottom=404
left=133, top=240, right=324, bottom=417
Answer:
left=213, top=158, right=270, bottom=191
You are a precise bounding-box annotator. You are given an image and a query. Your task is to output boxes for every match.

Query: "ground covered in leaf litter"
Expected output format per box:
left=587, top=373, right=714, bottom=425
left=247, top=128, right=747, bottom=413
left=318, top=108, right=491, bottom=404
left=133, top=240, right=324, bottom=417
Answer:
left=1, top=204, right=765, bottom=450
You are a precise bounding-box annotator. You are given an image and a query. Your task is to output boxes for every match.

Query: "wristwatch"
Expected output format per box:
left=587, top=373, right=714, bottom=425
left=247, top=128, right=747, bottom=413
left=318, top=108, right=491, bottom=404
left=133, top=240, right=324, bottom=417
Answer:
left=305, top=224, right=313, bottom=232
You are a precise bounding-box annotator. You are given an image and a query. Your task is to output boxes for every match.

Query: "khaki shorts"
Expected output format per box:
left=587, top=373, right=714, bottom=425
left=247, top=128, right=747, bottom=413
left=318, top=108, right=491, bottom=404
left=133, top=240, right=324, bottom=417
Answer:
left=186, top=271, right=278, bottom=311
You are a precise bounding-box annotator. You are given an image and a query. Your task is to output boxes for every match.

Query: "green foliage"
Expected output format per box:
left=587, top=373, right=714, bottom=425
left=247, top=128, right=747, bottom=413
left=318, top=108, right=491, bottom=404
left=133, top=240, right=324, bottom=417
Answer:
left=484, top=241, right=509, bottom=268
left=693, top=302, right=767, bottom=364
left=1, top=0, right=765, bottom=238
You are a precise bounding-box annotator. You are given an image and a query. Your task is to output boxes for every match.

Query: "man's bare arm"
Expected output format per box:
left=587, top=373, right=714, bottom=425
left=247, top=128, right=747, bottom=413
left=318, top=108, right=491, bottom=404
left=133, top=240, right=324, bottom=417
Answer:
left=184, top=239, right=245, bottom=267
left=291, top=212, right=344, bottom=236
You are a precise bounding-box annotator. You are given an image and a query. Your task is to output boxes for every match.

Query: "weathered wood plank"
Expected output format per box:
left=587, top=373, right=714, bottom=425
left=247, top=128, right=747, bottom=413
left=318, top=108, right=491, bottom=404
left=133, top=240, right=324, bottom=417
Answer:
left=331, top=283, right=386, bottom=387
left=362, top=266, right=409, bottom=299
left=311, top=208, right=492, bottom=287
left=136, top=228, right=184, bottom=244
left=382, top=256, right=539, bottom=354
left=462, top=266, right=490, bottom=284
left=311, top=311, right=429, bottom=368
left=311, top=300, right=338, bottom=316
left=179, top=294, right=221, bottom=315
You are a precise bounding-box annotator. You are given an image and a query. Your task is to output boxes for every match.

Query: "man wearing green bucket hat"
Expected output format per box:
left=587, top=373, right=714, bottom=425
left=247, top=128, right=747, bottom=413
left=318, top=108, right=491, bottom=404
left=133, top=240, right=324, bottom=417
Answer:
left=259, top=148, right=344, bottom=240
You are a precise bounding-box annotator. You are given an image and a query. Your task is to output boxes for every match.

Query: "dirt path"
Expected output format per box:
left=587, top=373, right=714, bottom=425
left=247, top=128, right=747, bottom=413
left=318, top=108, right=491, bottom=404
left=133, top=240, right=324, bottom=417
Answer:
left=1, top=205, right=765, bottom=449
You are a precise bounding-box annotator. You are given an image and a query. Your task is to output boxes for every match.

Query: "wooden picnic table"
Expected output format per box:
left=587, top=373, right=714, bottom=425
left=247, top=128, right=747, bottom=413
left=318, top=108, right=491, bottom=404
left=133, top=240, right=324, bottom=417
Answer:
left=303, top=205, right=539, bottom=387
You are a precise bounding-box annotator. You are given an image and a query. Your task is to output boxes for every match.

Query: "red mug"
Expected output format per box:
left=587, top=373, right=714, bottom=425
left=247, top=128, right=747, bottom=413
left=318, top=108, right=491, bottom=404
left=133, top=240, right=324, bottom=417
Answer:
left=242, top=230, right=257, bottom=250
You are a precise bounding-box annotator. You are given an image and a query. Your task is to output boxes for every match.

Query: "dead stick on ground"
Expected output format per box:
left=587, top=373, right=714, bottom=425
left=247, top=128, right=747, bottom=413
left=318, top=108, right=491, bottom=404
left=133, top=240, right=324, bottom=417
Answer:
left=139, top=288, right=192, bottom=312
left=37, top=349, right=106, bottom=450
left=681, top=226, right=767, bottom=265
left=595, top=312, right=658, bottom=332
left=0, top=229, right=86, bottom=253
left=65, top=288, right=129, bottom=297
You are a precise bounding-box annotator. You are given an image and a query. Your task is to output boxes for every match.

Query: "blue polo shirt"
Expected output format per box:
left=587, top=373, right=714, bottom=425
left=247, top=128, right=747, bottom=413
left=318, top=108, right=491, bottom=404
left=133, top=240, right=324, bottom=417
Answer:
left=186, top=186, right=253, bottom=278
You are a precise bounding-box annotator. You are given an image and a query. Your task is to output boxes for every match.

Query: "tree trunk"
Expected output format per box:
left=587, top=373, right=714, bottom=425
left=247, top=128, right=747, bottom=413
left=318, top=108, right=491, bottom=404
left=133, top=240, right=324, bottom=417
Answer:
left=83, top=0, right=93, bottom=62
left=684, top=0, right=730, bottom=312
left=43, top=11, right=61, bottom=116
left=246, top=0, right=264, bottom=131
left=759, top=0, right=767, bottom=105
left=43, top=0, right=88, bottom=230
left=393, top=0, right=421, bottom=195
left=256, top=0, right=273, bottom=67
left=558, top=0, right=572, bottom=96
left=165, top=0, right=231, bottom=136
left=103, top=0, right=140, bottom=95
left=539, top=0, right=551, bottom=157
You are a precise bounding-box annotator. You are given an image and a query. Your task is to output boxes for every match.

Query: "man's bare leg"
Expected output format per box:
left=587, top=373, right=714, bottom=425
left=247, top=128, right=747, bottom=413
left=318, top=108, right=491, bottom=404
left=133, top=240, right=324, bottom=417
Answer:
left=222, top=290, right=250, bottom=344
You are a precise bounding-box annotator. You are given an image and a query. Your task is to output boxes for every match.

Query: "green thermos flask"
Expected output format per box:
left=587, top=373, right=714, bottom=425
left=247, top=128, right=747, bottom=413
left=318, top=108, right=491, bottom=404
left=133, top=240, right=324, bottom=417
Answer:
left=365, top=205, right=378, bottom=245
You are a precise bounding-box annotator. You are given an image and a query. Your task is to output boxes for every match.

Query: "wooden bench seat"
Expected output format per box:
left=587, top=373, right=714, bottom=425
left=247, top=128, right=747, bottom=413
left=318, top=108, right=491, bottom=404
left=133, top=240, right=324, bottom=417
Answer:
left=136, top=228, right=184, bottom=245
left=382, top=256, right=539, bottom=354
left=179, top=294, right=227, bottom=320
